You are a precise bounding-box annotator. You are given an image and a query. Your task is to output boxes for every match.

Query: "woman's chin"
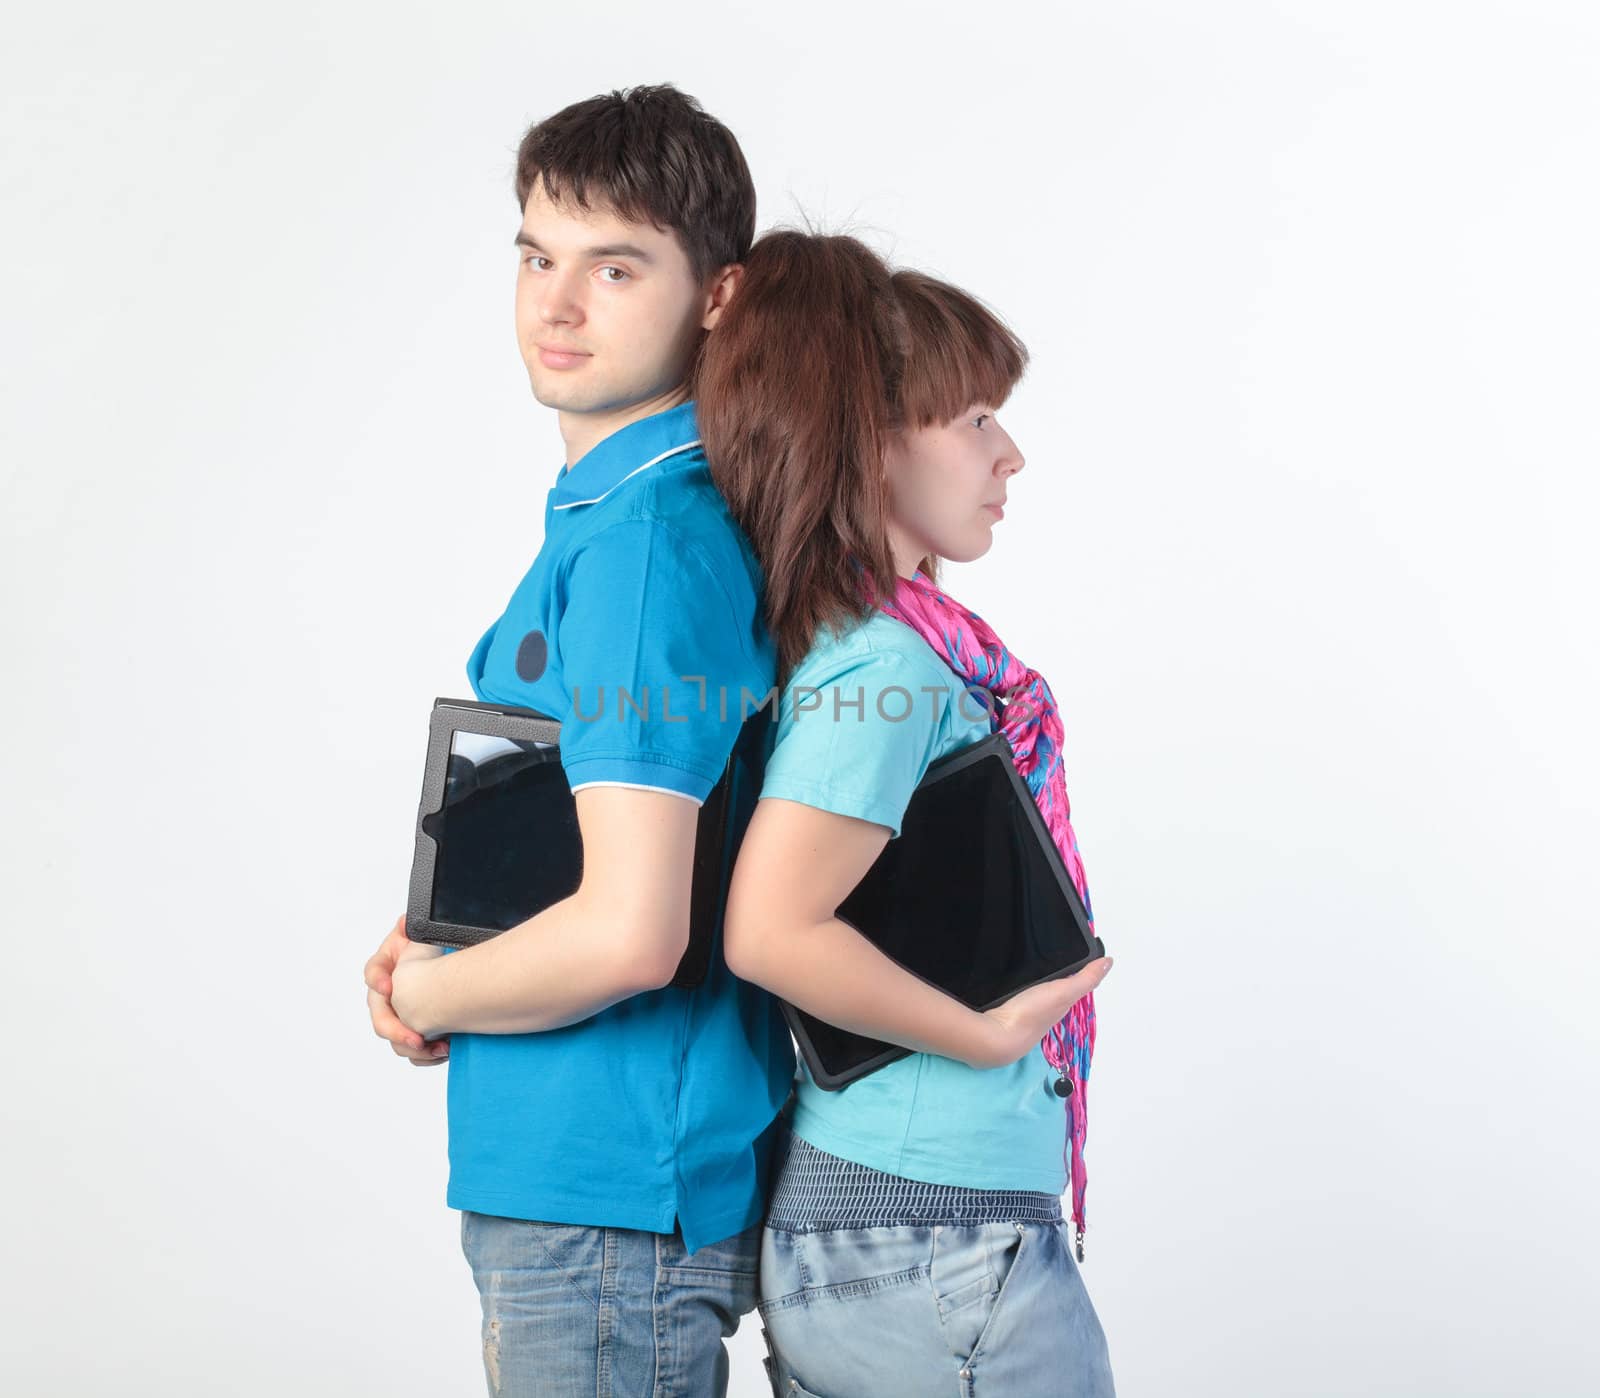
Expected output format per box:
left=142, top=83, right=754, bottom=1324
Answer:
left=943, top=536, right=994, bottom=565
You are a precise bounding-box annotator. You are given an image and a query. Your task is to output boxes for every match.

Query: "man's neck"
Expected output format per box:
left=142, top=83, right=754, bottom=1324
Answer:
left=558, top=386, right=690, bottom=471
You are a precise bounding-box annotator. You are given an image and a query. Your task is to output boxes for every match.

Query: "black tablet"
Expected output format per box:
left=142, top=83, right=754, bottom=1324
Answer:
left=406, top=697, right=768, bottom=990
left=780, top=731, right=1106, bottom=1090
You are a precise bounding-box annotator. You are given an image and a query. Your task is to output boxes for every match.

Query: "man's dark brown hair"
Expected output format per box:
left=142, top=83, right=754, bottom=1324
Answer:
left=513, top=84, right=756, bottom=285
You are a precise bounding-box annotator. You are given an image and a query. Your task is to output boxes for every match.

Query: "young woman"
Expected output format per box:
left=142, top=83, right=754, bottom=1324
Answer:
left=694, top=232, right=1118, bottom=1398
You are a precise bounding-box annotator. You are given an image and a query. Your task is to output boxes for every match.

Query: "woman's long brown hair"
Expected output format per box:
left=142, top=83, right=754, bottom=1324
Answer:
left=693, top=229, right=1028, bottom=687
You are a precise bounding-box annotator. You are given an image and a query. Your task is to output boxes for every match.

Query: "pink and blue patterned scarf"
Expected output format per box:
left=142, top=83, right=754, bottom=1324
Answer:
left=870, top=566, right=1102, bottom=1257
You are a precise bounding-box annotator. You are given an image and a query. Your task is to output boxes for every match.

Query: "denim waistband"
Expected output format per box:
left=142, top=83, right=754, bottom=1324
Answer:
left=763, top=1126, right=1063, bottom=1232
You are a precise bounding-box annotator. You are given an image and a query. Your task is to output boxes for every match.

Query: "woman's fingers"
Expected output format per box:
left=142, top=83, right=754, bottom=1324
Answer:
left=1021, top=957, right=1115, bottom=1030
left=1070, top=955, right=1113, bottom=993
left=1046, top=956, right=1114, bottom=1012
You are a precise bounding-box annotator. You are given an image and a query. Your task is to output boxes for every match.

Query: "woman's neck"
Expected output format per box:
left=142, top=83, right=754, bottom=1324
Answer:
left=887, top=521, right=927, bottom=580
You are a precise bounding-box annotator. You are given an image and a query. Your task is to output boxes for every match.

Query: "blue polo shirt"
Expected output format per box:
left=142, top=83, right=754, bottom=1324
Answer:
left=442, top=399, right=796, bottom=1254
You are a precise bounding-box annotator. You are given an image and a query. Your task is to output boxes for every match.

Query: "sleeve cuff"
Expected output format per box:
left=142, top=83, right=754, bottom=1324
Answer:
left=757, top=777, right=904, bottom=839
left=561, top=751, right=719, bottom=804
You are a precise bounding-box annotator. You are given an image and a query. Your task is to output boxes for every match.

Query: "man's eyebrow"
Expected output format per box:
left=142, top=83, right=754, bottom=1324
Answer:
left=512, top=231, right=655, bottom=263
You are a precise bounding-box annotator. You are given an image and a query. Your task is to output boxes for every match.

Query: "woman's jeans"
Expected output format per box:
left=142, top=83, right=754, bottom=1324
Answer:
left=458, top=1209, right=760, bottom=1397
left=756, top=1218, right=1117, bottom=1398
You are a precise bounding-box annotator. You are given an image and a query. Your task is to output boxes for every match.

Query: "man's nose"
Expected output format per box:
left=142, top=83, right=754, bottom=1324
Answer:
left=537, top=271, right=586, bottom=325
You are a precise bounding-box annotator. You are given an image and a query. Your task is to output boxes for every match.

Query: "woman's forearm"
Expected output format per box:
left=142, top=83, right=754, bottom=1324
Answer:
left=736, top=914, right=998, bottom=1066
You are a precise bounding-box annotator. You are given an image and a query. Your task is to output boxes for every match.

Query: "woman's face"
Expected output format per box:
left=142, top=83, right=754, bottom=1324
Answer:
left=882, top=402, right=1026, bottom=575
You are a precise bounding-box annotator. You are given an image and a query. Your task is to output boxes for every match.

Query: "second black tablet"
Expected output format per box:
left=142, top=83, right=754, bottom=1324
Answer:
left=780, top=731, right=1105, bottom=1090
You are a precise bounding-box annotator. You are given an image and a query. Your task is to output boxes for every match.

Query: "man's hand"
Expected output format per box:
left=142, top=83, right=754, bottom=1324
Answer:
left=364, top=913, right=451, bottom=1066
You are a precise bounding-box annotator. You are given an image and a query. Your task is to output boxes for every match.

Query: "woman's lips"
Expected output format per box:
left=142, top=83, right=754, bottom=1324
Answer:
left=983, top=502, right=1005, bottom=519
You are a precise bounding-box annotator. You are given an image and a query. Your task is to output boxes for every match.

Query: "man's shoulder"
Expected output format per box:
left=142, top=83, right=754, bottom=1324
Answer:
left=603, top=456, right=764, bottom=604
left=626, top=448, right=738, bottom=534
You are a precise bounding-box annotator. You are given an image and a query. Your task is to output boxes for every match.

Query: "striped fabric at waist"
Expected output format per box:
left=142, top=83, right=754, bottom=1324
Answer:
left=763, top=1126, right=1063, bottom=1232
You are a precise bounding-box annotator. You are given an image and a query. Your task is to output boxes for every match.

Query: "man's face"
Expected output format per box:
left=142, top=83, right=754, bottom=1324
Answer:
left=513, top=177, right=711, bottom=417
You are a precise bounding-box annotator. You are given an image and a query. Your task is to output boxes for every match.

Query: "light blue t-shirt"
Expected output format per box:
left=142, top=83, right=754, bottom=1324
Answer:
left=759, top=609, right=1069, bottom=1196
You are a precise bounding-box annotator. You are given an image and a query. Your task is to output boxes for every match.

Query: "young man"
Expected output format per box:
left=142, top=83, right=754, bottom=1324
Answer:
left=361, top=85, right=795, bottom=1396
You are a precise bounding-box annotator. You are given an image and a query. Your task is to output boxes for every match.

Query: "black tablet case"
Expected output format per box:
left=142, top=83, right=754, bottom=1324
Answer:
left=406, top=697, right=771, bottom=991
left=782, top=731, right=1106, bottom=1090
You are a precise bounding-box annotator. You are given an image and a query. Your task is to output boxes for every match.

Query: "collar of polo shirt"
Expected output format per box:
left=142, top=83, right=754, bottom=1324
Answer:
left=551, top=399, right=702, bottom=511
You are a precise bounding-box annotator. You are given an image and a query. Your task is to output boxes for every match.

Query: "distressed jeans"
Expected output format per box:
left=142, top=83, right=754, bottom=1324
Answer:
left=755, top=1218, right=1117, bottom=1398
left=458, top=1210, right=761, bottom=1397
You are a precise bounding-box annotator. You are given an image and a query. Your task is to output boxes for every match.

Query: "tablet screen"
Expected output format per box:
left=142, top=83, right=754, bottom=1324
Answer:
left=422, top=728, right=581, bottom=931
left=787, top=737, right=1097, bottom=1087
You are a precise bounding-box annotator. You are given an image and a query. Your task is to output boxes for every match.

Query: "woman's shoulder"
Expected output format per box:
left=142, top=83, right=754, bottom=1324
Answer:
left=764, top=611, right=963, bottom=838
left=789, top=609, right=956, bottom=690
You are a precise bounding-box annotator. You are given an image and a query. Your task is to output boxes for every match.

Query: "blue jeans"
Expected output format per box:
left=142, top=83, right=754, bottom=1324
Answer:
left=756, top=1219, right=1117, bottom=1398
left=458, top=1210, right=761, bottom=1397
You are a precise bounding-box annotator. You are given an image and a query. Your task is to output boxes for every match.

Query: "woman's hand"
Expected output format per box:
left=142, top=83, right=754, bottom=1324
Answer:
left=969, top=956, right=1113, bottom=1070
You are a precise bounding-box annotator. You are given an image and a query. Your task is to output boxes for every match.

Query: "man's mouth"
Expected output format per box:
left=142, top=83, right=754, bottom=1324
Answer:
left=536, top=343, right=591, bottom=369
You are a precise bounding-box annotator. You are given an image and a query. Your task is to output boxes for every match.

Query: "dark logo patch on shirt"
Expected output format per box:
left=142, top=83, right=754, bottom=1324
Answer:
left=515, top=628, right=548, bottom=682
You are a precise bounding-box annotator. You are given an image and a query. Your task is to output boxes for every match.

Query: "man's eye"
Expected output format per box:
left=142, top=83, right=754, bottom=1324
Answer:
left=972, top=413, right=991, bottom=429
left=599, top=266, right=629, bottom=283
left=523, top=254, right=550, bottom=270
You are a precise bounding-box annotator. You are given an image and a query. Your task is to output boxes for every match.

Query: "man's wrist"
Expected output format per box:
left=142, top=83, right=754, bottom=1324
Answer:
left=393, top=956, right=451, bottom=1040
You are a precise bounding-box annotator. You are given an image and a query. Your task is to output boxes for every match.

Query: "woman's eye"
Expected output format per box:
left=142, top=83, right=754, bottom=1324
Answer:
left=972, top=413, right=991, bottom=429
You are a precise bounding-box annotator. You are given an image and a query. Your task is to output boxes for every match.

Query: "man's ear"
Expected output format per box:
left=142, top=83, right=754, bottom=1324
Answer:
left=700, top=262, right=745, bottom=331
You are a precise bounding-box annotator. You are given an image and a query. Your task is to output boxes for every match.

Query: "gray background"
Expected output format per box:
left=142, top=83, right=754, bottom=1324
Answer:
left=4, top=1, right=1596, bottom=1393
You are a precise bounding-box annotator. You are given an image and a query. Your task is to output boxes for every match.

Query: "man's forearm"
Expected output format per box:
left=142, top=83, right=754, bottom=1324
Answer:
left=415, top=892, right=677, bottom=1036
left=737, top=916, right=995, bottom=1066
